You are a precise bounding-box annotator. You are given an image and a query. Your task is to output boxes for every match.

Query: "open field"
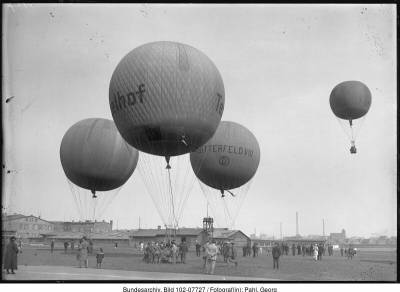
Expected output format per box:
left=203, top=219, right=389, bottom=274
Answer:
left=6, top=244, right=396, bottom=281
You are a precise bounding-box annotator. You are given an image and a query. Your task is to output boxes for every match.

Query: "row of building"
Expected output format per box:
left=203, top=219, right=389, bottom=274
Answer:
left=2, top=213, right=252, bottom=249
left=3, top=213, right=394, bottom=249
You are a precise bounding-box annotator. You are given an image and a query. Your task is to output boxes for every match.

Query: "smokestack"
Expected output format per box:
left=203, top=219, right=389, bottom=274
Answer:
left=296, top=212, right=299, bottom=236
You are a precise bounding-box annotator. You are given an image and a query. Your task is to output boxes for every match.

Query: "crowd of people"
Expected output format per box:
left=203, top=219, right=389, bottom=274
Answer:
left=138, top=238, right=239, bottom=275
left=3, top=234, right=359, bottom=276
left=141, top=238, right=189, bottom=264
left=269, top=242, right=358, bottom=270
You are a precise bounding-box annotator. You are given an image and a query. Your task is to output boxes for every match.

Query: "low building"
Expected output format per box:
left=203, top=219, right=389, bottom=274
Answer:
left=329, top=229, right=346, bottom=243
left=38, top=230, right=133, bottom=247
left=2, top=213, right=54, bottom=239
left=212, top=229, right=251, bottom=248
left=51, top=220, right=113, bottom=233
left=283, top=238, right=327, bottom=246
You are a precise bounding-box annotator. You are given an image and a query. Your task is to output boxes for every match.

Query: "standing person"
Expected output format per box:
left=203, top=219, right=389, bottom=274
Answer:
left=340, top=246, right=344, bottom=256
left=266, top=245, right=271, bottom=256
left=154, top=242, right=161, bottom=264
left=96, top=248, right=105, bottom=268
left=318, top=244, right=324, bottom=261
left=89, top=239, right=94, bottom=254
left=205, top=239, right=218, bottom=274
left=246, top=244, right=251, bottom=257
left=4, top=236, right=19, bottom=274
left=64, top=241, right=69, bottom=253
left=252, top=243, right=256, bottom=257
left=79, top=237, right=89, bottom=268
left=17, top=239, right=22, bottom=253
left=222, top=242, right=229, bottom=262
left=291, top=244, right=296, bottom=256
left=313, top=244, right=319, bottom=261
left=272, top=243, right=281, bottom=270
left=297, top=244, right=301, bottom=255
left=71, top=241, right=75, bottom=250
left=114, top=242, right=118, bottom=249
left=226, top=242, right=238, bottom=267
left=76, top=239, right=82, bottom=266
left=50, top=240, right=55, bottom=253
left=302, top=245, right=306, bottom=256
left=171, top=241, right=178, bottom=264
left=144, top=242, right=151, bottom=263
left=195, top=240, right=201, bottom=257
left=179, top=239, right=188, bottom=264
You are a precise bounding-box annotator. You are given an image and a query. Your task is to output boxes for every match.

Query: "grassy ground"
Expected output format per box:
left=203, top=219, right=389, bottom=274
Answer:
left=15, top=244, right=397, bottom=281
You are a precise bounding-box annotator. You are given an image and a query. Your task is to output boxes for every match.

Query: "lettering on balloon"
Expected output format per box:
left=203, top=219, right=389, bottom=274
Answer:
left=216, top=93, right=224, bottom=116
left=195, top=144, right=253, bottom=158
left=219, top=155, right=230, bottom=166
left=111, top=83, right=146, bottom=114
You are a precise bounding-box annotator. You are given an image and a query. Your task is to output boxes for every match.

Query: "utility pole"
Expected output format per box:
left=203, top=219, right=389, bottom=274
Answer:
left=280, top=222, right=283, bottom=240
left=322, top=219, right=325, bottom=237
left=296, top=212, right=299, bottom=236
left=139, top=216, right=141, bottom=230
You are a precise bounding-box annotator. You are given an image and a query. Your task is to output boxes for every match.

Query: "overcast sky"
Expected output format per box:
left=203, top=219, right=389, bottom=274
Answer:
left=2, top=4, right=396, bottom=238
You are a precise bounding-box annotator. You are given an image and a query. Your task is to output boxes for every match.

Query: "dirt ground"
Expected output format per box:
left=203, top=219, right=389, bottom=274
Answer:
left=13, top=244, right=397, bottom=281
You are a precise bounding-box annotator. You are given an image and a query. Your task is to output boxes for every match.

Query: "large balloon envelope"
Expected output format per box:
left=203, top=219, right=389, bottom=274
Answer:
left=60, top=118, right=139, bottom=194
left=109, top=41, right=225, bottom=158
left=329, top=80, right=371, bottom=120
left=329, top=80, right=372, bottom=154
left=190, top=121, right=260, bottom=192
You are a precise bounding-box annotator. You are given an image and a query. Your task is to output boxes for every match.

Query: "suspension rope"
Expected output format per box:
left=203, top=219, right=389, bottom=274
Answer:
left=67, top=180, right=82, bottom=220
left=167, top=167, right=178, bottom=229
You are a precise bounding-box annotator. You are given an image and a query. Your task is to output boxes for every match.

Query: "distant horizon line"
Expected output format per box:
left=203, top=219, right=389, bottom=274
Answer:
left=2, top=211, right=396, bottom=238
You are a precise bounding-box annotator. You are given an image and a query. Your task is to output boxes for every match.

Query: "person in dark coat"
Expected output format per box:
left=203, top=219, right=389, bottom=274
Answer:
left=64, top=241, right=69, bottom=253
left=4, top=236, right=19, bottom=274
left=50, top=240, right=55, bottom=253
left=291, top=244, right=296, bottom=256
left=195, top=240, right=201, bottom=257
left=272, top=243, right=281, bottom=270
left=179, top=238, right=189, bottom=264
left=252, top=243, right=258, bottom=257
left=297, top=244, right=301, bottom=255
left=318, top=244, right=324, bottom=260
left=340, top=246, right=344, bottom=256
left=226, top=242, right=238, bottom=267
left=89, top=239, right=94, bottom=254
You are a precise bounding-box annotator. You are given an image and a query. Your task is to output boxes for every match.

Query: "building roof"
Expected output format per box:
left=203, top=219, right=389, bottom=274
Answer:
left=50, top=220, right=111, bottom=225
left=212, top=229, right=250, bottom=240
left=131, top=228, right=204, bottom=238
left=3, top=214, right=26, bottom=221
left=43, top=230, right=131, bottom=240
left=3, top=214, right=53, bottom=224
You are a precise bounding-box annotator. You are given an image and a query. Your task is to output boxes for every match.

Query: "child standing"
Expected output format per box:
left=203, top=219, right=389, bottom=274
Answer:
left=96, top=248, right=105, bottom=269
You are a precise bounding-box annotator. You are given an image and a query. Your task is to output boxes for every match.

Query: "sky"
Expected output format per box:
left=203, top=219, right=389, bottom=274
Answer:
left=2, top=4, right=397, bottom=238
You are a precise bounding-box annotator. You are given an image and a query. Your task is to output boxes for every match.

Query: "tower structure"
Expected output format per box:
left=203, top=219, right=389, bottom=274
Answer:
left=203, top=217, right=214, bottom=240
